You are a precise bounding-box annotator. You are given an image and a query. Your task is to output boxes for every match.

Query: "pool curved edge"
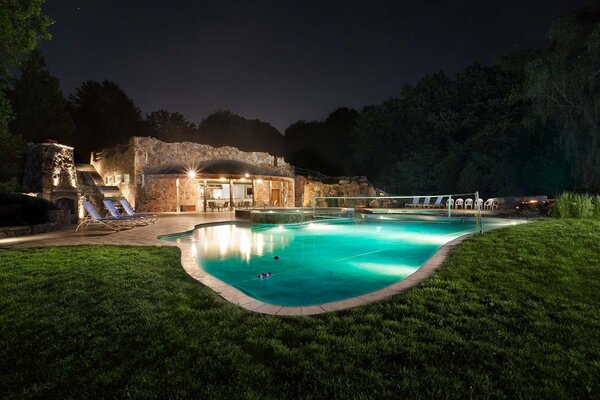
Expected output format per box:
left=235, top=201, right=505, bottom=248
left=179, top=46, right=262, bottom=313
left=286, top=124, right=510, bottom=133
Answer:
left=164, top=220, right=475, bottom=316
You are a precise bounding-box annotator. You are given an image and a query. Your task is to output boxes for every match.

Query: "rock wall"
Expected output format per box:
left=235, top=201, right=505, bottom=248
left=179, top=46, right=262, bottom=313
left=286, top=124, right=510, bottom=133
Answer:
left=131, top=136, right=294, bottom=178
left=23, top=143, right=78, bottom=198
left=295, top=175, right=378, bottom=207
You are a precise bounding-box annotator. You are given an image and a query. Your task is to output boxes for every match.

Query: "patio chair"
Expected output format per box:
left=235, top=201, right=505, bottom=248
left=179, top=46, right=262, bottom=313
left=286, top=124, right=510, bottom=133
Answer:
left=475, top=198, right=484, bottom=210
left=417, top=196, right=431, bottom=208
left=76, top=201, right=131, bottom=232
left=445, top=198, right=455, bottom=209
left=431, top=196, right=444, bottom=208
left=483, top=198, right=494, bottom=210
left=406, top=196, right=420, bottom=208
left=119, top=198, right=158, bottom=223
left=464, top=198, right=474, bottom=209
left=455, top=198, right=464, bottom=209
left=103, top=200, right=146, bottom=226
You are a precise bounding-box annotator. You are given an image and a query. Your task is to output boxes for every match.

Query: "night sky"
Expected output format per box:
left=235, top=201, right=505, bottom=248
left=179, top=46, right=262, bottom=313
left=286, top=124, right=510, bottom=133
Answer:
left=41, top=0, right=587, bottom=132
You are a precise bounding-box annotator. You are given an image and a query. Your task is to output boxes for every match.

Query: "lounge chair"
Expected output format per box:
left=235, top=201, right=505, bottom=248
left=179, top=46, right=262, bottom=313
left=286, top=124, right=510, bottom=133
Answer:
left=119, top=199, right=158, bottom=223
left=464, top=198, right=474, bottom=209
left=417, top=196, right=431, bottom=208
left=76, top=201, right=131, bottom=232
left=455, top=198, right=464, bottom=209
left=103, top=200, right=146, bottom=226
left=406, top=196, right=419, bottom=208
left=431, top=196, right=444, bottom=208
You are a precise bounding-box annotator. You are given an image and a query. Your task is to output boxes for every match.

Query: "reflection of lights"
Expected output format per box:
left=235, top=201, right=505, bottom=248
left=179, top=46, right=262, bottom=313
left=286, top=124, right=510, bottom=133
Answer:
left=350, top=262, right=416, bottom=277
left=256, top=233, right=264, bottom=256
left=191, top=245, right=197, bottom=258
left=239, top=231, right=251, bottom=261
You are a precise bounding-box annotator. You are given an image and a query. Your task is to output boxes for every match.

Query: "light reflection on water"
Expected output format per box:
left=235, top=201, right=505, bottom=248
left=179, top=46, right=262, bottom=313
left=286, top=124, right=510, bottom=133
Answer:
left=165, top=219, right=523, bottom=306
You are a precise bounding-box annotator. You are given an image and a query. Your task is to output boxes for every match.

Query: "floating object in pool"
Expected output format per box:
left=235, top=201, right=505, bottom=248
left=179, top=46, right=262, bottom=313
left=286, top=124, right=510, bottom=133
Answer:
left=257, top=272, right=272, bottom=279
left=273, top=256, right=279, bottom=260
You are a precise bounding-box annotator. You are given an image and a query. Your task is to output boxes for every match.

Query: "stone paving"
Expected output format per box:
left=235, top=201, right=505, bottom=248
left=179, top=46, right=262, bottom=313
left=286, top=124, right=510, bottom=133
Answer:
left=0, top=212, right=470, bottom=315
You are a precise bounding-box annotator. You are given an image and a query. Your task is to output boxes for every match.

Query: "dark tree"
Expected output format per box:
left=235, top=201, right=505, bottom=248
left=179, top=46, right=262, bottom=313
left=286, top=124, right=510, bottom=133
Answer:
left=522, top=8, right=600, bottom=191
left=284, top=107, right=358, bottom=176
left=198, top=110, right=284, bottom=155
left=146, top=109, right=197, bottom=143
left=10, top=50, right=74, bottom=144
left=0, top=0, right=52, bottom=190
left=69, top=80, right=148, bottom=161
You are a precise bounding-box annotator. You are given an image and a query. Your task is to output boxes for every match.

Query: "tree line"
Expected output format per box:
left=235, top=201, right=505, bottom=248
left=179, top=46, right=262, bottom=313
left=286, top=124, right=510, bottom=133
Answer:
left=1, top=3, right=599, bottom=196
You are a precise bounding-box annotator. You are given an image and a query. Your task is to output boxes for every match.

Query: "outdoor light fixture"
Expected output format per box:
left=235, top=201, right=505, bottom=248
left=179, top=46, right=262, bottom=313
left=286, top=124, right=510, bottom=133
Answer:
left=244, top=173, right=249, bottom=178
left=219, top=177, right=226, bottom=182
left=187, top=170, right=197, bottom=179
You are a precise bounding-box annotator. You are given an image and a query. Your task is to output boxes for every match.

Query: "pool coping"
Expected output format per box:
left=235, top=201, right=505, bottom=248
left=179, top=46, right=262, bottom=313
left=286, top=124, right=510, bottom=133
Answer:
left=167, top=220, right=475, bottom=316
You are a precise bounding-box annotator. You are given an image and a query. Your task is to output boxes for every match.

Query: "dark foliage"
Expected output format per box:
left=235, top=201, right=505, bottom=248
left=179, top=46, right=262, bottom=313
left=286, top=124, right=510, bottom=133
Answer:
left=198, top=109, right=284, bottom=155
left=0, top=192, right=56, bottom=226
left=284, top=107, right=359, bottom=175
left=146, top=109, right=197, bottom=143
left=69, top=80, right=149, bottom=161
left=9, top=50, right=74, bottom=144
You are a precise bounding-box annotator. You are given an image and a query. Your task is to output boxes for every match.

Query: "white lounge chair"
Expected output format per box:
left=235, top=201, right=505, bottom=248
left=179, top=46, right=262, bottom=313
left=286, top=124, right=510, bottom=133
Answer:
left=455, top=198, right=464, bottom=209
left=417, top=196, right=431, bottom=208
left=465, top=198, right=474, bottom=209
left=431, top=196, right=444, bottom=208
left=406, top=197, right=419, bottom=208
left=76, top=201, right=131, bottom=232
left=103, top=200, right=146, bottom=226
left=119, top=199, right=158, bottom=223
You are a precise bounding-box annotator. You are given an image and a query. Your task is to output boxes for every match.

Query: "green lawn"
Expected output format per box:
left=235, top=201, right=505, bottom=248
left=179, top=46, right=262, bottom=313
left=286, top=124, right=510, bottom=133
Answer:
left=1, top=219, right=599, bottom=399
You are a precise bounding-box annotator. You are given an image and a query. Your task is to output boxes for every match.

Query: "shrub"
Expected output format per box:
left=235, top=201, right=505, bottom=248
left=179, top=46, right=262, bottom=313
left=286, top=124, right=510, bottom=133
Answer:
left=0, top=192, right=57, bottom=226
left=592, top=195, right=600, bottom=219
left=556, top=192, right=593, bottom=219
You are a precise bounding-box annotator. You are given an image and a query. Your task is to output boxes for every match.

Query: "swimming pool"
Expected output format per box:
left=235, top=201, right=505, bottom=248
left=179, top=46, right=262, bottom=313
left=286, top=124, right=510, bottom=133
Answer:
left=163, top=218, right=519, bottom=307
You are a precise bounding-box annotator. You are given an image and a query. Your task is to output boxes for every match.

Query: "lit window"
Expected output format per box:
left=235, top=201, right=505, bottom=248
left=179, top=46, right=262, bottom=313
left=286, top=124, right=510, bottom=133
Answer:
left=124, top=174, right=130, bottom=183
left=107, top=176, right=113, bottom=185
left=115, top=175, right=122, bottom=185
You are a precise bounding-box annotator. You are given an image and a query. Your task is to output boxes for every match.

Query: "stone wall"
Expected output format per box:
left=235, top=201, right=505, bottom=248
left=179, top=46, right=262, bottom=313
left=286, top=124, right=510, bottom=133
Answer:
left=92, top=136, right=296, bottom=210
left=22, top=142, right=78, bottom=202
left=295, top=175, right=378, bottom=207
left=131, top=136, right=294, bottom=178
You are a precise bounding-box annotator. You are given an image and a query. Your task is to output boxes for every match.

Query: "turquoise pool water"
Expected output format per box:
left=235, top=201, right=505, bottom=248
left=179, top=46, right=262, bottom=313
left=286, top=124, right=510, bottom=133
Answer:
left=163, top=218, right=520, bottom=306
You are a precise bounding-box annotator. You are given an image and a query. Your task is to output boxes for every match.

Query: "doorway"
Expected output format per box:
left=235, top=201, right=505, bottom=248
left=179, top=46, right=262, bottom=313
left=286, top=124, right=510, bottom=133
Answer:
left=270, top=189, right=281, bottom=207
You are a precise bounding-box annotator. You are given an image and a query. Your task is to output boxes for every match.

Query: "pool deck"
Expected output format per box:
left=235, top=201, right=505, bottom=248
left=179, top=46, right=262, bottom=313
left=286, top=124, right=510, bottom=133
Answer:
left=0, top=212, right=474, bottom=316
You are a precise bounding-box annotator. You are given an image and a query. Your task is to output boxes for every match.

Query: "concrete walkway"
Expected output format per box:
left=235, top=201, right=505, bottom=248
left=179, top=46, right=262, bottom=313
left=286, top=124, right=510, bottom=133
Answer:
left=0, top=212, right=236, bottom=248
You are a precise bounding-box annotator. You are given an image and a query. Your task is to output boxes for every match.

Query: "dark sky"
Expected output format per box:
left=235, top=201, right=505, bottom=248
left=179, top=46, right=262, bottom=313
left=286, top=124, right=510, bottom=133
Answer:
left=41, top=0, right=588, bottom=132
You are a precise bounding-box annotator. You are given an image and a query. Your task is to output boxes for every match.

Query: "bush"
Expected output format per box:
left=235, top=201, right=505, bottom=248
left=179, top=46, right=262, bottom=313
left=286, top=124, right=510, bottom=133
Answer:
left=592, top=195, right=600, bottom=219
left=556, top=192, right=593, bottom=219
left=0, top=192, right=57, bottom=226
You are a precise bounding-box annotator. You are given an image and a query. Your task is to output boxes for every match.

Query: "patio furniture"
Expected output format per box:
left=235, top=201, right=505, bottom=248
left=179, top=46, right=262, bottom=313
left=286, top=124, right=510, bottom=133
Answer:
left=464, top=198, right=474, bottom=209
left=475, top=198, right=484, bottom=210
left=445, top=198, right=455, bottom=209
left=483, top=198, right=498, bottom=210
left=417, top=196, right=431, bottom=208
left=431, top=196, right=444, bottom=208
left=103, top=200, right=146, bottom=226
left=455, top=198, right=464, bottom=209
left=119, top=199, right=158, bottom=223
left=406, top=197, right=419, bottom=208
left=76, top=201, right=131, bottom=232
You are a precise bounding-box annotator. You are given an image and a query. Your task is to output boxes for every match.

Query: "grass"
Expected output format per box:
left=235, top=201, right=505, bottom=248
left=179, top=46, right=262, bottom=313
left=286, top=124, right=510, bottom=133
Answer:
left=1, top=219, right=599, bottom=399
